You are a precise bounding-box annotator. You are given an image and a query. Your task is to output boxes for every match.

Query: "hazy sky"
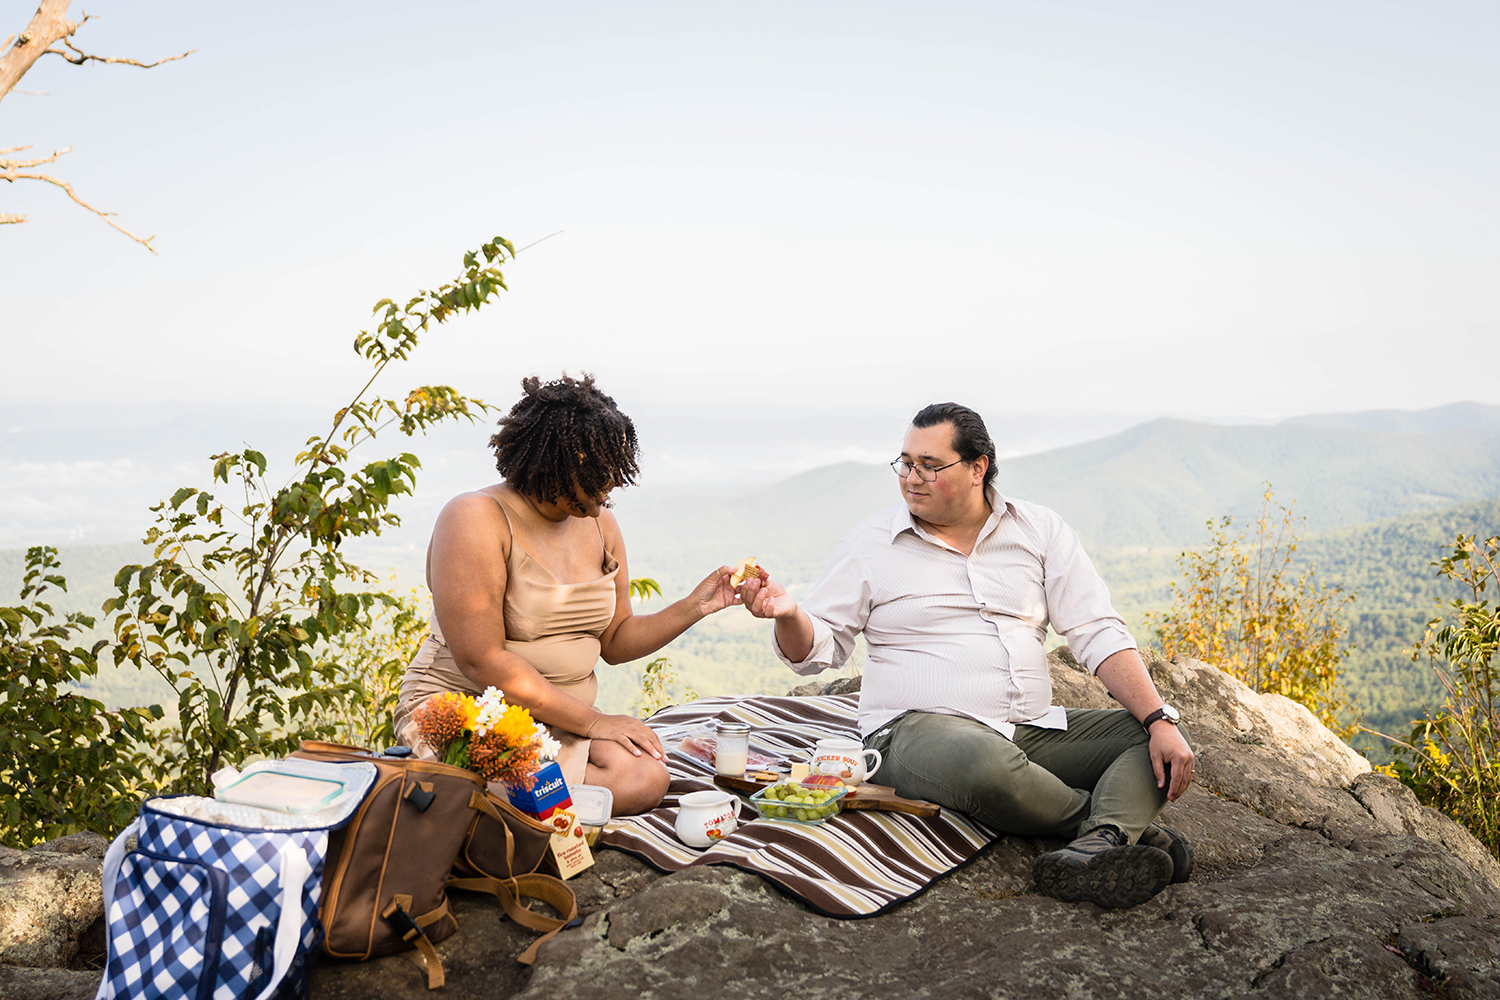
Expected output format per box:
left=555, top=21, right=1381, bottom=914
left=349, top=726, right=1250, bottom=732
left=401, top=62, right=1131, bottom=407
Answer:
left=4, top=1, right=1497, bottom=423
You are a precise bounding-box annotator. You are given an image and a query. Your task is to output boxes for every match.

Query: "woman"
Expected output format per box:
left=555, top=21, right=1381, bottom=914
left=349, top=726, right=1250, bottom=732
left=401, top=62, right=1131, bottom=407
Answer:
left=394, top=374, right=738, bottom=815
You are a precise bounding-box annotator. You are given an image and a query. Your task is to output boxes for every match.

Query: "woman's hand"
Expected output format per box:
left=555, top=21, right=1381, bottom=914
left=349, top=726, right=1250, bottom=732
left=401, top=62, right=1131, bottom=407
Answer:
left=588, top=712, right=666, bottom=759
left=738, top=573, right=798, bottom=620
left=687, top=565, right=738, bottom=618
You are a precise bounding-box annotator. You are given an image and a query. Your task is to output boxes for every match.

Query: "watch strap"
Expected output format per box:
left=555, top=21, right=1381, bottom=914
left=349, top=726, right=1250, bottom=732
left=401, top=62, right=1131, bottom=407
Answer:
left=1142, top=707, right=1178, bottom=730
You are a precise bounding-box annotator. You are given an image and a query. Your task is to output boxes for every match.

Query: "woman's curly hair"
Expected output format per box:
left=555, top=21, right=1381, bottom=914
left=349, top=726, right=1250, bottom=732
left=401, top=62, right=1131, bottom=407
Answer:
left=489, top=373, right=640, bottom=510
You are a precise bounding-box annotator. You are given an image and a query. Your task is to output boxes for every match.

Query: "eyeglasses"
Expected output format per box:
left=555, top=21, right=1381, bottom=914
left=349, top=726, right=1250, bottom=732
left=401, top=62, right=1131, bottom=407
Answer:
left=890, top=458, right=963, bottom=482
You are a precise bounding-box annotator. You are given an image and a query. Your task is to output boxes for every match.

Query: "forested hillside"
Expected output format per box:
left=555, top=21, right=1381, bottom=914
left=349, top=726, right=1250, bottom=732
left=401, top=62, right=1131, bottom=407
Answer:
left=6, top=413, right=1497, bottom=754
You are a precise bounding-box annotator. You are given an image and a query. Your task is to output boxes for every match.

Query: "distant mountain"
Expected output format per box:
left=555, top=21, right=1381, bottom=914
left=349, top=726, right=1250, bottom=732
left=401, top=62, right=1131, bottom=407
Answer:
left=994, top=418, right=1500, bottom=548
left=1279, top=401, right=1500, bottom=434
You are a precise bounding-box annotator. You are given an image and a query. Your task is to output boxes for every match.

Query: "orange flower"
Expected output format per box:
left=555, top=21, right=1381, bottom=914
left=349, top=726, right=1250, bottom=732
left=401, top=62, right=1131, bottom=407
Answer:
left=414, top=691, right=467, bottom=756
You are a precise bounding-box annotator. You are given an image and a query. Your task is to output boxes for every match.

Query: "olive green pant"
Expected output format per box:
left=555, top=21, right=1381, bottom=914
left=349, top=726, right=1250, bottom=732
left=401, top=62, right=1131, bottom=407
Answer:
left=864, top=709, right=1184, bottom=842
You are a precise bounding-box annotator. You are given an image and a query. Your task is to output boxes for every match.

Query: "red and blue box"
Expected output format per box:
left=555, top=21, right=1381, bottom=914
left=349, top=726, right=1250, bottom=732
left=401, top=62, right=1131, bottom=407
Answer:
left=506, top=761, right=573, bottom=820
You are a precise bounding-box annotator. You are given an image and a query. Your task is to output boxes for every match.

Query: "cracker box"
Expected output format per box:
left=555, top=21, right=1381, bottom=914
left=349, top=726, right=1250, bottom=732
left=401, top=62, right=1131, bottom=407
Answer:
left=506, top=760, right=573, bottom=820
left=544, top=806, right=595, bottom=879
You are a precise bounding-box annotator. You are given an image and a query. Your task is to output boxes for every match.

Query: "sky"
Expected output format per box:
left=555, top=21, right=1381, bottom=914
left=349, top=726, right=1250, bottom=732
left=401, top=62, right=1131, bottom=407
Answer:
left=3, top=1, right=1499, bottom=426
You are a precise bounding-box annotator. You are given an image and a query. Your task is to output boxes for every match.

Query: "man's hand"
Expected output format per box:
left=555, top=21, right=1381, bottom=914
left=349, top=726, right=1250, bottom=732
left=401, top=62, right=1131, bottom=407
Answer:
left=737, top=573, right=798, bottom=620
left=738, top=573, right=815, bottom=661
left=1150, top=721, right=1195, bottom=801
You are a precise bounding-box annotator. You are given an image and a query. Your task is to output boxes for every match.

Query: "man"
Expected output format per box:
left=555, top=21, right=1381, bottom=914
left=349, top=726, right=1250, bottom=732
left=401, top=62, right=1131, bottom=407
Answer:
left=738, top=402, right=1195, bottom=909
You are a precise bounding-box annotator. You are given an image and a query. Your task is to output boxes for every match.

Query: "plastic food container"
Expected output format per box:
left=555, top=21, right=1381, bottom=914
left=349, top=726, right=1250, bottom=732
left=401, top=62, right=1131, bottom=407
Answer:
left=570, top=783, right=613, bottom=845
left=748, top=781, right=847, bottom=825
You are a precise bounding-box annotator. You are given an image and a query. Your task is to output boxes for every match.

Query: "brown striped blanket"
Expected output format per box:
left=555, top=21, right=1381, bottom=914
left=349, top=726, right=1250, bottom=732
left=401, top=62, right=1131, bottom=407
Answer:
left=598, top=694, right=998, bottom=917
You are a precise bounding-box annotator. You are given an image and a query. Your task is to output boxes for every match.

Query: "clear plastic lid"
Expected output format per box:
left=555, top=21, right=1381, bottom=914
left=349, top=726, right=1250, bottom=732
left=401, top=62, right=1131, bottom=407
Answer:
left=569, top=783, right=614, bottom=825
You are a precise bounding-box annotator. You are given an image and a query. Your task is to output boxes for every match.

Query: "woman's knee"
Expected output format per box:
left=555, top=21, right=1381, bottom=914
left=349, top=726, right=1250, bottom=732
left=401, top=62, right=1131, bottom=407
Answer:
left=587, top=743, right=669, bottom=815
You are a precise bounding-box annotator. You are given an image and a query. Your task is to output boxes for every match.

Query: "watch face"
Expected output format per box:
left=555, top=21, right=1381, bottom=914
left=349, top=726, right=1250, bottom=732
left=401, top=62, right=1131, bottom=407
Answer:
left=1163, top=704, right=1180, bottom=722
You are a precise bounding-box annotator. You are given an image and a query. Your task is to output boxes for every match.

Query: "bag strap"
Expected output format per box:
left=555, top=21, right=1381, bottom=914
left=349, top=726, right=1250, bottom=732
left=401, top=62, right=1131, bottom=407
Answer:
left=446, top=871, right=579, bottom=965
left=470, top=789, right=517, bottom=872
left=94, top=819, right=140, bottom=1000
left=381, top=894, right=451, bottom=990
left=251, top=846, right=313, bottom=1000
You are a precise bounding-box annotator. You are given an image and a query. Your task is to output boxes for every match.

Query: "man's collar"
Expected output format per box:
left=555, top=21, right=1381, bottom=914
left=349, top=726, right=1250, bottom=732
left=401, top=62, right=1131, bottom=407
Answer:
left=886, top=485, right=1012, bottom=544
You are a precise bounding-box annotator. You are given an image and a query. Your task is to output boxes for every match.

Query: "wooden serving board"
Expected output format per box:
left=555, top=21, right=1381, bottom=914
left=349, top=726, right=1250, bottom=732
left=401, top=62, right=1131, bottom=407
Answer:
left=713, top=775, right=941, bottom=818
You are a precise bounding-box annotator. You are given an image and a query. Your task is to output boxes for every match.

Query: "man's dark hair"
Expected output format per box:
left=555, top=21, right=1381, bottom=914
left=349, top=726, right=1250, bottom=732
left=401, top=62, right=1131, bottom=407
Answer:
left=911, top=402, right=997, bottom=492
left=489, top=373, right=640, bottom=509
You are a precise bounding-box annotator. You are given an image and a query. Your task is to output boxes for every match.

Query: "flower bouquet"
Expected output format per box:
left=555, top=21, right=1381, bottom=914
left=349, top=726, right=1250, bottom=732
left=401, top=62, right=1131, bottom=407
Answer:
left=412, top=686, right=560, bottom=789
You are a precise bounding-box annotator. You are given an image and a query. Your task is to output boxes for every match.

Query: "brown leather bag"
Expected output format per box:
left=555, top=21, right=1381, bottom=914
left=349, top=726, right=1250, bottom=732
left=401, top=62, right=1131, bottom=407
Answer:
left=448, top=789, right=579, bottom=964
left=291, top=741, right=577, bottom=985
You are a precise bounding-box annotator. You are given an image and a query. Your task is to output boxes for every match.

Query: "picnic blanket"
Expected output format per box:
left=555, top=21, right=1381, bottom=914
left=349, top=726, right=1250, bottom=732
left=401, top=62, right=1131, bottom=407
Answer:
left=598, top=694, right=999, bottom=917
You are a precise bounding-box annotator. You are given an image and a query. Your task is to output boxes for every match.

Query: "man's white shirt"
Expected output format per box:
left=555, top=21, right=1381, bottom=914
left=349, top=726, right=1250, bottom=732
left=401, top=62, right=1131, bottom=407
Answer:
left=775, top=488, right=1137, bottom=738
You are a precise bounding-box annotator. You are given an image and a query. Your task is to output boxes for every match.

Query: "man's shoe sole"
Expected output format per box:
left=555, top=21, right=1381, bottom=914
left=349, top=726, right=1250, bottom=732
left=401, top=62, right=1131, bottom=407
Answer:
left=1033, top=845, right=1174, bottom=909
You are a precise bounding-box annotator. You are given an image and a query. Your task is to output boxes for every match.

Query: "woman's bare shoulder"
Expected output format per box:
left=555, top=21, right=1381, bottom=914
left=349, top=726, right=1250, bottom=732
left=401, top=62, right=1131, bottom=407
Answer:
left=433, top=488, right=514, bottom=544
left=598, top=507, right=627, bottom=548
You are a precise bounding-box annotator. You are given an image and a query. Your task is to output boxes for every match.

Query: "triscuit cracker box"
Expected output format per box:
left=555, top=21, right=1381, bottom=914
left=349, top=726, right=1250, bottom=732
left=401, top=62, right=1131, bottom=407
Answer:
left=544, top=807, right=595, bottom=879
left=506, top=761, right=573, bottom=820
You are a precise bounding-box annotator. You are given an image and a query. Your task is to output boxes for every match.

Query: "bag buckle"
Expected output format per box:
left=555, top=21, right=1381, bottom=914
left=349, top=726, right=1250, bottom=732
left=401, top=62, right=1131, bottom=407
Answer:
left=381, top=898, right=427, bottom=943
left=405, top=781, right=437, bottom=813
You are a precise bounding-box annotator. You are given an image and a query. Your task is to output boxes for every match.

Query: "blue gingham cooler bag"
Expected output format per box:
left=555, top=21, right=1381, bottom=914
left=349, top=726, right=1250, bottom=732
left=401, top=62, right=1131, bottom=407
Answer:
left=95, top=760, right=376, bottom=1000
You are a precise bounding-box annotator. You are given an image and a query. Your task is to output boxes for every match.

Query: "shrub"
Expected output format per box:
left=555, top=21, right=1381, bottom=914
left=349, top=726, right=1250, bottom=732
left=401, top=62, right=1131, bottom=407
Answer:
left=102, top=238, right=514, bottom=795
left=0, top=548, right=161, bottom=847
left=312, top=583, right=432, bottom=749
left=1147, top=485, right=1358, bottom=737
left=1388, top=534, right=1500, bottom=858
left=628, top=577, right=698, bottom=717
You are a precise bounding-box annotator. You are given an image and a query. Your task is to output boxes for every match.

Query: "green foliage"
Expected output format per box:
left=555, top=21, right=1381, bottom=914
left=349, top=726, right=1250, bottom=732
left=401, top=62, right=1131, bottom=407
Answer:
left=628, top=577, right=663, bottom=603
left=103, top=237, right=514, bottom=794
left=633, top=656, right=698, bottom=719
left=0, top=548, right=162, bottom=848
left=1147, top=486, right=1358, bottom=737
left=310, top=583, right=432, bottom=749
left=1388, top=534, right=1500, bottom=858
left=627, top=577, right=697, bottom=717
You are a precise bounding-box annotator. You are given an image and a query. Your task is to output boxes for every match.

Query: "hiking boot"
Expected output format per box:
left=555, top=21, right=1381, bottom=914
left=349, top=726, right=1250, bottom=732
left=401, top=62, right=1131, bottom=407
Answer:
left=1032, top=826, right=1173, bottom=909
left=1138, top=823, right=1194, bottom=884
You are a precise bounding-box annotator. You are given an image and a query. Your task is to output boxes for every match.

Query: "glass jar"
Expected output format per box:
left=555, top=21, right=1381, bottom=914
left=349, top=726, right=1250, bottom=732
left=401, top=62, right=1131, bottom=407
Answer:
left=714, top=721, right=751, bottom=777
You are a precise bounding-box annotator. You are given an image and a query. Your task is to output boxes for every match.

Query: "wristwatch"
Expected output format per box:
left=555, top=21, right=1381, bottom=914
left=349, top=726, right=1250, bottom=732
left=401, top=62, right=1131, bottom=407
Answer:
left=1141, top=704, right=1181, bottom=731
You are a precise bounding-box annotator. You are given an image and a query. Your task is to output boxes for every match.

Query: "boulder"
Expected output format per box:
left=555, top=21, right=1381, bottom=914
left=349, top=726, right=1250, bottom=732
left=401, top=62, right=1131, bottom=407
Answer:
left=3, top=655, right=1497, bottom=1000
left=503, top=653, right=1500, bottom=1000
left=0, top=832, right=108, bottom=970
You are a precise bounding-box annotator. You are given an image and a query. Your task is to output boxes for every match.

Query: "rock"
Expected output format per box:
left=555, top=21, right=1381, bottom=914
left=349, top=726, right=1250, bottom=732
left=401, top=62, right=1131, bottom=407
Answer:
left=1397, top=914, right=1500, bottom=1000
left=5, top=656, right=1498, bottom=1000
left=0, top=843, right=107, bottom=969
left=503, top=654, right=1500, bottom=1000
left=0, top=966, right=100, bottom=1000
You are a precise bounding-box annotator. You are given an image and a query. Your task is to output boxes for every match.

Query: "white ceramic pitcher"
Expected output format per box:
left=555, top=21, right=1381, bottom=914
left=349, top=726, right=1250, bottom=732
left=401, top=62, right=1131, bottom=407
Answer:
left=674, top=789, right=739, bottom=848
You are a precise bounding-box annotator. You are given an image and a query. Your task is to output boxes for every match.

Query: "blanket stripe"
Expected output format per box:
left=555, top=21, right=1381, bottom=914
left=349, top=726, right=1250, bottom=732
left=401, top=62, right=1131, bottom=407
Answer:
left=598, top=695, right=998, bottom=917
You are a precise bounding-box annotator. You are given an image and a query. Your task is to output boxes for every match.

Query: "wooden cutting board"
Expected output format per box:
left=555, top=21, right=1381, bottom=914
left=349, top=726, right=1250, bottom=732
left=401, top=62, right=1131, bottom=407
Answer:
left=713, top=775, right=941, bottom=818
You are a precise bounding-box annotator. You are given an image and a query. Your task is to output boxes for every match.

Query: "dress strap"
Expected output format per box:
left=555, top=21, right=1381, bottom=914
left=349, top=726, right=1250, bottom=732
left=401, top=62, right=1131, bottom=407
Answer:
left=477, top=489, right=515, bottom=527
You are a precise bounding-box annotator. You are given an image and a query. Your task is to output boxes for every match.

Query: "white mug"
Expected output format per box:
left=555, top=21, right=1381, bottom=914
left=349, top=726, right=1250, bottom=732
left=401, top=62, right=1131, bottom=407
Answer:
left=809, top=738, right=883, bottom=786
left=674, top=789, right=739, bottom=848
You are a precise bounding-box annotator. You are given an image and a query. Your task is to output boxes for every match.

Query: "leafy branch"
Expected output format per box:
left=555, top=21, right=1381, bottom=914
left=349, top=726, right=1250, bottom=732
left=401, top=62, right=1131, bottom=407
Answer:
left=103, top=238, right=515, bottom=788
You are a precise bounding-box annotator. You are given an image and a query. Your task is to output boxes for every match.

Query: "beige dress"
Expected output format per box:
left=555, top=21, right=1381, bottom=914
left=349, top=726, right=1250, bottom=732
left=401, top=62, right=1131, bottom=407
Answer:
left=393, top=491, right=619, bottom=785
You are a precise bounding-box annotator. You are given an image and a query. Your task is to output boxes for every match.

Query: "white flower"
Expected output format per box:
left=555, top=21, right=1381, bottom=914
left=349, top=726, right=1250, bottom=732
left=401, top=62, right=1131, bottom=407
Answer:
left=534, top=721, right=561, bottom=761
left=473, top=686, right=508, bottom=737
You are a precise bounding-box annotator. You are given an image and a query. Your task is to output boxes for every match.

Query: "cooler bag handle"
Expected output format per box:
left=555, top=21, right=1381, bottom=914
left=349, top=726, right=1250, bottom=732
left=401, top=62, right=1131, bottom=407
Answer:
left=93, top=819, right=141, bottom=1000
left=251, top=845, right=313, bottom=1000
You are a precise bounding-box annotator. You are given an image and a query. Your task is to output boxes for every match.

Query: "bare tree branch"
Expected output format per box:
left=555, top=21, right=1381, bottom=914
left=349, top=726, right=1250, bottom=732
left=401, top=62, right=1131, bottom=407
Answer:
left=1, top=2, right=188, bottom=250
left=47, top=35, right=195, bottom=68
left=1, top=145, right=157, bottom=252
left=0, top=0, right=77, bottom=101
left=1, top=144, right=65, bottom=169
